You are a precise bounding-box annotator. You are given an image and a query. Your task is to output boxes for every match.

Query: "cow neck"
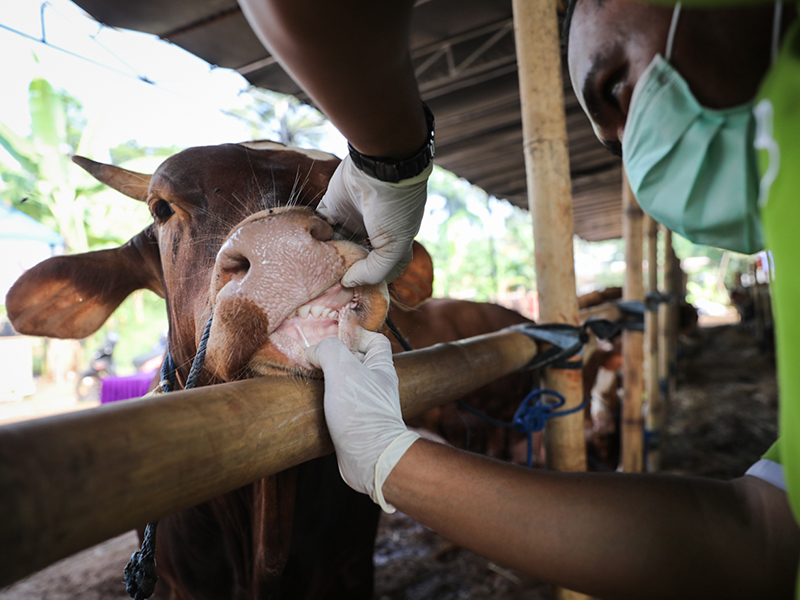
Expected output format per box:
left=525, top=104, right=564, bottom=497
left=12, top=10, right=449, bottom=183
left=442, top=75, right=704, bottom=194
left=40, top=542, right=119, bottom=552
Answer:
left=160, top=311, right=214, bottom=392
left=123, top=311, right=214, bottom=600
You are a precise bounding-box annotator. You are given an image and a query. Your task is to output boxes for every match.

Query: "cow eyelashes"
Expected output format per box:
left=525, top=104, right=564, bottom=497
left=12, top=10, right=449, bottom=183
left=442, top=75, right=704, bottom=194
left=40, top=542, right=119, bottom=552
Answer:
left=152, top=199, right=175, bottom=223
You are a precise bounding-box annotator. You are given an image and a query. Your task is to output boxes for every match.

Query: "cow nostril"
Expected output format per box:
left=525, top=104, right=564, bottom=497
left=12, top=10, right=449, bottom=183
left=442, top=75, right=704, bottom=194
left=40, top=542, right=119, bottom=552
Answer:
left=219, top=252, right=251, bottom=282
left=308, top=218, right=334, bottom=242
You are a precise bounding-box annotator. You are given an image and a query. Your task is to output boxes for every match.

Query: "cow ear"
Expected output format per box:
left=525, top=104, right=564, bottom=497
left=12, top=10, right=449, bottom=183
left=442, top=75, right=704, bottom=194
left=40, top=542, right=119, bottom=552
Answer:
left=389, top=240, right=434, bottom=309
left=5, top=227, right=164, bottom=339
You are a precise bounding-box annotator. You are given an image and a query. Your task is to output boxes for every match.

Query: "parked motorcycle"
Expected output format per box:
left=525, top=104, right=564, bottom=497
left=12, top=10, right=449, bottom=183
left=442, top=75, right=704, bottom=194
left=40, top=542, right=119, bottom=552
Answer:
left=75, top=332, right=119, bottom=402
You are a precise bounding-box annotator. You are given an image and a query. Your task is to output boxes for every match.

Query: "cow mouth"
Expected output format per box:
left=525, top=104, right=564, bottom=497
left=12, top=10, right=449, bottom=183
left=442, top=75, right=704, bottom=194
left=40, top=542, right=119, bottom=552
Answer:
left=265, top=283, right=367, bottom=373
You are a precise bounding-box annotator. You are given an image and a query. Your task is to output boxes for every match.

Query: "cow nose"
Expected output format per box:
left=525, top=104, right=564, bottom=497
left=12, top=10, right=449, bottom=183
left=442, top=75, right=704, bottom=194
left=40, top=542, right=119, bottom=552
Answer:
left=215, top=212, right=335, bottom=289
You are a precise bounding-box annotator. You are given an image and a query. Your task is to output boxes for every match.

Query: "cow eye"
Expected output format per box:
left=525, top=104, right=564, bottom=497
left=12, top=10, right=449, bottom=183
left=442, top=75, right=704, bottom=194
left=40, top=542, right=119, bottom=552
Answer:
left=152, top=200, right=175, bottom=222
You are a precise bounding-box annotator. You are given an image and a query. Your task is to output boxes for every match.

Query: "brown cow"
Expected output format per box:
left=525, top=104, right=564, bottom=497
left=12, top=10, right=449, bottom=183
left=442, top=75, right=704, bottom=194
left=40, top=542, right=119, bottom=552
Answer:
left=5, top=141, right=540, bottom=599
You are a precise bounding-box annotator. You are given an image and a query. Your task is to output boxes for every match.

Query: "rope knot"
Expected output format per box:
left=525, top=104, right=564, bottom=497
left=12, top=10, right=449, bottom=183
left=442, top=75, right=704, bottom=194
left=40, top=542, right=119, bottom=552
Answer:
left=457, top=389, right=587, bottom=467
left=511, top=391, right=561, bottom=434
left=123, top=523, right=159, bottom=600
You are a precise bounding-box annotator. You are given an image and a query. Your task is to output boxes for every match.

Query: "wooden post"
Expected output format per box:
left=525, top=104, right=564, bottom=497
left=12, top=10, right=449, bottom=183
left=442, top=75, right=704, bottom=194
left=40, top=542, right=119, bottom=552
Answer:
left=643, top=215, right=661, bottom=471
left=0, top=330, right=538, bottom=589
left=622, top=172, right=645, bottom=473
left=512, top=0, right=586, bottom=474
left=658, top=228, right=678, bottom=407
left=512, top=1, right=587, bottom=597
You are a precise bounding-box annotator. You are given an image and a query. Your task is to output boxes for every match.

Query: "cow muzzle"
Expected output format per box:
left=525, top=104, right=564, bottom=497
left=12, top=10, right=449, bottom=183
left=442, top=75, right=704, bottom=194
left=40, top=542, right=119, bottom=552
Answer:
left=204, top=207, right=389, bottom=379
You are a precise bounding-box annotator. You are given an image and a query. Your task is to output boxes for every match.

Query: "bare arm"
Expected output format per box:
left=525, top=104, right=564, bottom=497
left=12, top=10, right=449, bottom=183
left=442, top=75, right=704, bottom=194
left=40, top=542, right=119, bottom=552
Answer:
left=385, top=439, right=800, bottom=600
left=237, top=0, right=428, bottom=158
left=308, top=334, right=799, bottom=599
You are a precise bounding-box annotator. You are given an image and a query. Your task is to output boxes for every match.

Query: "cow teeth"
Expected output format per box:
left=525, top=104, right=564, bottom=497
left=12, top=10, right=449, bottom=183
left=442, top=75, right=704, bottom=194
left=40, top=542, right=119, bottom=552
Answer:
left=321, top=307, right=331, bottom=318
left=310, top=305, right=324, bottom=318
left=298, top=305, right=311, bottom=319
left=288, top=309, right=297, bottom=319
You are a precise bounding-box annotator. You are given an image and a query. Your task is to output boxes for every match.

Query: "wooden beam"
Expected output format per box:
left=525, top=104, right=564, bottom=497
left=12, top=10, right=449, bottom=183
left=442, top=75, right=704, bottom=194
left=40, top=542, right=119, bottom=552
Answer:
left=622, top=172, right=645, bottom=473
left=0, top=330, right=537, bottom=589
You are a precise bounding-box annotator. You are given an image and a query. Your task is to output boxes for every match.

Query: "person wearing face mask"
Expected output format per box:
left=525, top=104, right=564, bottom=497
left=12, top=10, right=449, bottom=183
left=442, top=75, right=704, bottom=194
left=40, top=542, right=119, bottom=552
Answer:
left=607, top=10, right=800, bottom=552
left=241, top=0, right=800, bottom=597
left=565, top=1, right=800, bottom=592
left=622, top=2, right=769, bottom=255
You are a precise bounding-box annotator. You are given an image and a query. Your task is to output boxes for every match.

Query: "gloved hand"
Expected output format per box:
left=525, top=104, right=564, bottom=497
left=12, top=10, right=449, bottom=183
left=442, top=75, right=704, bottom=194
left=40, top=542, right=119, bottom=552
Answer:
left=317, top=154, right=432, bottom=287
left=305, top=330, right=420, bottom=513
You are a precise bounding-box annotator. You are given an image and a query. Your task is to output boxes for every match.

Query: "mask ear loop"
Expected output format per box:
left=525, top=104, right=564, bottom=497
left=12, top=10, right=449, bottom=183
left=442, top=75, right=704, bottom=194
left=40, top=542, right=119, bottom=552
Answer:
left=665, top=2, right=682, bottom=62
left=772, top=1, right=783, bottom=63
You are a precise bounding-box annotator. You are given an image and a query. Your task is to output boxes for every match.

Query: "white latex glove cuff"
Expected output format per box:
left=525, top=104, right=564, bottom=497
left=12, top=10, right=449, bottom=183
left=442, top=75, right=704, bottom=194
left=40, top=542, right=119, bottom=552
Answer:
left=306, top=331, right=416, bottom=512
left=374, top=430, right=420, bottom=513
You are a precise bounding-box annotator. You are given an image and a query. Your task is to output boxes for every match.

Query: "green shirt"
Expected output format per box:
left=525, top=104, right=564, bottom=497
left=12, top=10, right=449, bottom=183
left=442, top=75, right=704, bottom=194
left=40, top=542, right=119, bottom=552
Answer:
left=755, top=17, right=800, bottom=598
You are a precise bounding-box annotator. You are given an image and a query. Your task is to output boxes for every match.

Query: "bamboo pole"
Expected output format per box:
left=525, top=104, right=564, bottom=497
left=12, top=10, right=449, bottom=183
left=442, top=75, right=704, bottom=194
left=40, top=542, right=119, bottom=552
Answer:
left=622, top=172, right=645, bottom=473
left=512, top=1, right=587, bottom=597
left=658, top=229, right=679, bottom=407
left=0, top=329, right=537, bottom=589
left=512, top=0, right=586, bottom=476
left=643, top=215, right=661, bottom=472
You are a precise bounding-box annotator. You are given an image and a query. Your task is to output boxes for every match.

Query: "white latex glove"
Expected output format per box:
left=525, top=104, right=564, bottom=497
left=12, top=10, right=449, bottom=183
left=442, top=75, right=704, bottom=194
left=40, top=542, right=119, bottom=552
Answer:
left=317, top=154, right=432, bottom=287
left=305, top=331, right=420, bottom=513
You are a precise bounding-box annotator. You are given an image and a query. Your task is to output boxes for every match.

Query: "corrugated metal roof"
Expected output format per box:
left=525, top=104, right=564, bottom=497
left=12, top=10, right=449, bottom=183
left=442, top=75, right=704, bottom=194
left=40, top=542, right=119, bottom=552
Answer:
left=71, top=0, right=623, bottom=241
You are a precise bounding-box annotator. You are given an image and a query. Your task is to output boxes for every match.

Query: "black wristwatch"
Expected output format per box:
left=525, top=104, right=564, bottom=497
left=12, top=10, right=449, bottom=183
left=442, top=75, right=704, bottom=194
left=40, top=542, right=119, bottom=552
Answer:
left=348, top=102, right=435, bottom=183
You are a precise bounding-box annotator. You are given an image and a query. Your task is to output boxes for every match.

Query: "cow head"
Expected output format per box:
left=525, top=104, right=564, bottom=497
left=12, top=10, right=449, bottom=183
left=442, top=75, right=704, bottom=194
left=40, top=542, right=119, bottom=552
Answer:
left=5, top=142, right=433, bottom=387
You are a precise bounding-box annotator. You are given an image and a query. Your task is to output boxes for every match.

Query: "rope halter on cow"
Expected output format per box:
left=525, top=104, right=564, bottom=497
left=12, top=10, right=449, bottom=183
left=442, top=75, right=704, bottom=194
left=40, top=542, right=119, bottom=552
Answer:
left=123, top=311, right=213, bottom=600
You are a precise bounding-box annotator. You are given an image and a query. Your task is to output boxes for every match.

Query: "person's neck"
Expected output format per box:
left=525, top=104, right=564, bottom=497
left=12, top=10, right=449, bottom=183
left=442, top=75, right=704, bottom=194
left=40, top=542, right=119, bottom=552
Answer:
left=671, top=4, right=795, bottom=108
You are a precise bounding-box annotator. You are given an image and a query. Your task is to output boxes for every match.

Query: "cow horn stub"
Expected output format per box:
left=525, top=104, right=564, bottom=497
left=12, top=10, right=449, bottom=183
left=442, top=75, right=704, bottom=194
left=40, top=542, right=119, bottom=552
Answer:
left=72, top=156, right=151, bottom=203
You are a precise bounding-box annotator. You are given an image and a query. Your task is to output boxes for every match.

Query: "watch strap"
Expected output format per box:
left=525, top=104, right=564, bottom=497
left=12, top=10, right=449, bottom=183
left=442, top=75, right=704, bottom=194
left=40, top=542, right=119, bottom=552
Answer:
left=348, top=102, right=435, bottom=183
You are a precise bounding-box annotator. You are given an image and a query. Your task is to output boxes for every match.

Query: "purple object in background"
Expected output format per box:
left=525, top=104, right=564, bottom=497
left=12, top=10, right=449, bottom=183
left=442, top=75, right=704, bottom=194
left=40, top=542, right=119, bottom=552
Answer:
left=100, top=370, right=158, bottom=403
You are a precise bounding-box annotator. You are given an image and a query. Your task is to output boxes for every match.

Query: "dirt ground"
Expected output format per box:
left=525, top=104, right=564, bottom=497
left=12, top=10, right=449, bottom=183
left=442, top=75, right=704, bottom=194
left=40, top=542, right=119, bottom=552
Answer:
left=0, top=322, right=778, bottom=600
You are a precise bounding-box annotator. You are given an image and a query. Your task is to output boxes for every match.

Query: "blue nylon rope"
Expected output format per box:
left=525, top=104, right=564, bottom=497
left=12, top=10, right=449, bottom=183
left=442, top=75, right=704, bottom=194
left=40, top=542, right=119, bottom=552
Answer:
left=185, top=311, right=214, bottom=390
left=159, top=347, right=176, bottom=393
left=457, top=390, right=588, bottom=467
left=159, top=311, right=213, bottom=393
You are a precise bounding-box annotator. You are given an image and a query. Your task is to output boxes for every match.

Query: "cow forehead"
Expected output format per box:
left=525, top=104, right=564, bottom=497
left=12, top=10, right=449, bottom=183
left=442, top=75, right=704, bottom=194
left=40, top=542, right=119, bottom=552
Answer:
left=238, top=141, right=339, bottom=163
left=150, top=143, right=337, bottom=198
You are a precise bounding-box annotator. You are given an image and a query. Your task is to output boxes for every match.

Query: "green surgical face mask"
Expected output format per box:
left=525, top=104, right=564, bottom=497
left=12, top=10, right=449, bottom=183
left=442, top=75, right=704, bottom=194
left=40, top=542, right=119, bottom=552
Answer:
left=622, top=3, right=766, bottom=254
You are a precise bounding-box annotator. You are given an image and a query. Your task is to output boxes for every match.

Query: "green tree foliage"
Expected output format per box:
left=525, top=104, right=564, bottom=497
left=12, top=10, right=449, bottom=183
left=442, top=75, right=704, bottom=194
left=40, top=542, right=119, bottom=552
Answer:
left=0, top=77, right=169, bottom=374
left=228, top=87, right=329, bottom=147
left=109, top=140, right=182, bottom=165
left=419, top=168, right=535, bottom=301
left=0, top=78, right=98, bottom=252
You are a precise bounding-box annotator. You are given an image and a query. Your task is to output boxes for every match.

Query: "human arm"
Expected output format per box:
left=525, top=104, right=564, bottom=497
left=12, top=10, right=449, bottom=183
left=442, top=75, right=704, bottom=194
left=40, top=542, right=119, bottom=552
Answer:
left=386, top=440, right=800, bottom=600
left=237, top=0, right=427, bottom=158
left=307, top=334, right=800, bottom=600
left=237, top=0, right=432, bottom=286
